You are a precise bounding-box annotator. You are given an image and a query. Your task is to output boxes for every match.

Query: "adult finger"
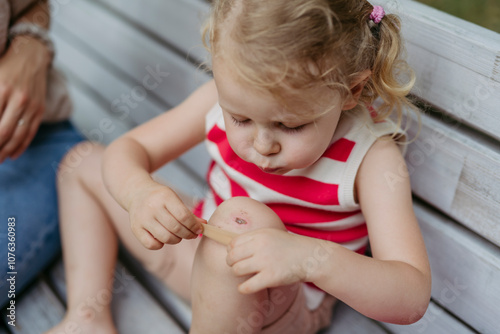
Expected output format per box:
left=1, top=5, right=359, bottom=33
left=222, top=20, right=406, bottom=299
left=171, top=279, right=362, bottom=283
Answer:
left=0, top=92, right=26, bottom=149
left=10, top=113, right=42, bottom=159
left=0, top=85, right=8, bottom=120
left=1, top=111, right=35, bottom=160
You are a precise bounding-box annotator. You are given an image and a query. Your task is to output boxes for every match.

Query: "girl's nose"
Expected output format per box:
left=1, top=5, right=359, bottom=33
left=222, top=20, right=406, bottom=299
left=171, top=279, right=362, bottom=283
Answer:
left=253, top=129, right=280, bottom=156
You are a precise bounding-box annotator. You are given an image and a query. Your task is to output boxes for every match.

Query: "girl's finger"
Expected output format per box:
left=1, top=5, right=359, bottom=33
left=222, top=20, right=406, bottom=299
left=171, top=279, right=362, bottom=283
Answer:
left=227, top=241, right=254, bottom=266
left=147, top=218, right=182, bottom=245
left=231, top=257, right=260, bottom=277
left=165, top=194, right=203, bottom=234
left=238, top=272, right=270, bottom=295
left=159, top=206, right=199, bottom=239
left=136, top=227, right=164, bottom=250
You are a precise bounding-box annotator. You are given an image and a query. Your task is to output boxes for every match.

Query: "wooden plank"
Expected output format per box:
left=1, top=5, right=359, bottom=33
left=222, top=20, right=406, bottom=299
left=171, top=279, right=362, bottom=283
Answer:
left=51, top=7, right=211, bottom=180
left=119, top=249, right=193, bottom=332
left=65, top=78, right=131, bottom=146
left=380, top=302, right=474, bottom=334
left=325, top=302, right=388, bottom=334
left=1, top=280, right=65, bottom=333
left=96, top=0, right=210, bottom=64
left=374, top=0, right=500, bottom=141
left=414, top=200, right=500, bottom=334
left=48, top=260, right=185, bottom=334
left=52, top=0, right=210, bottom=110
left=404, top=112, right=500, bottom=247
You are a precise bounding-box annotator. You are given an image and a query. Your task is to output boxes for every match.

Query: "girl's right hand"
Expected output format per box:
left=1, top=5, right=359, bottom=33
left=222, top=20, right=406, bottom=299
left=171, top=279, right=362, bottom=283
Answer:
left=127, top=182, right=204, bottom=249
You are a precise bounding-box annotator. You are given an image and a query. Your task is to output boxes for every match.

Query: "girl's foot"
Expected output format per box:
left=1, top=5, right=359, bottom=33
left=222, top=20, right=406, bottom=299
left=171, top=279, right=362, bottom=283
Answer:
left=45, top=310, right=117, bottom=334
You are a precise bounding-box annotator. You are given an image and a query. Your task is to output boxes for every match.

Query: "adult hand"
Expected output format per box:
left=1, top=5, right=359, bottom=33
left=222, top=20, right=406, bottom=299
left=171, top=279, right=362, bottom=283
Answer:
left=227, top=228, right=327, bottom=294
left=0, top=36, right=51, bottom=163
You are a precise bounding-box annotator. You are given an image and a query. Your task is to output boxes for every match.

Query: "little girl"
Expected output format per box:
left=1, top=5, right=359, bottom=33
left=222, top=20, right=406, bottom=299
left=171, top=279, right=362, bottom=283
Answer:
left=48, top=0, right=431, bottom=333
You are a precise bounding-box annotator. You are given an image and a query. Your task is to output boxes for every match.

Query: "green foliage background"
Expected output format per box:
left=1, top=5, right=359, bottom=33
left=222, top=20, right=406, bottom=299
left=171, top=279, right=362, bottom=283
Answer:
left=416, top=0, right=500, bottom=32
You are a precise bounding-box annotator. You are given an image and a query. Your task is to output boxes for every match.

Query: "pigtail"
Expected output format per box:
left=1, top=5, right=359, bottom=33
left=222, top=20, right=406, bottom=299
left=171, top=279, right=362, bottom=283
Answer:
left=365, top=12, right=419, bottom=136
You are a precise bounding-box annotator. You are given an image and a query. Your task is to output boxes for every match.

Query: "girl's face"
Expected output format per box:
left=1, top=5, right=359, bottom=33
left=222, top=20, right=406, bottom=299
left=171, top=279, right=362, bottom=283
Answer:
left=213, top=59, right=346, bottom=175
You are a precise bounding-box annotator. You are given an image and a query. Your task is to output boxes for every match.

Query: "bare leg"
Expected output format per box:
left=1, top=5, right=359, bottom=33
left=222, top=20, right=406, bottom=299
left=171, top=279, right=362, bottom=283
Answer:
left=46, top=142, right=199, bottom=333
left=46, top=142, right=119, bottom=334
left=190, top=197, right=299, bottom=334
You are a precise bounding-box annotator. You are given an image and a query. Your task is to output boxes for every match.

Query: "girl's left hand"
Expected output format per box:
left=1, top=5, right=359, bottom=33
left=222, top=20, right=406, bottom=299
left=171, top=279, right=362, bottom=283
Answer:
left=227, top=228, right=323, bottom=294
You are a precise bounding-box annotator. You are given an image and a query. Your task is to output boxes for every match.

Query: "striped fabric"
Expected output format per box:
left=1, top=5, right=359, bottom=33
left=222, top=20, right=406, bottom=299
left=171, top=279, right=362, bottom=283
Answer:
left=195, top=103, right=404, bottom=254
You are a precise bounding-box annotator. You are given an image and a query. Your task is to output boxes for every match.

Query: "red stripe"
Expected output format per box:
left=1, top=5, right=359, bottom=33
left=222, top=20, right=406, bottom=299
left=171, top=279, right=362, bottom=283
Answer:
left=267, top=202, right=360, bottom=224
left=207, top=125, right=339, bottom=205
left=193, top=201, right=204, bottom=218
left=285, top=224, right=367, bottom=243
left=323, top=138, right=355, bottom=162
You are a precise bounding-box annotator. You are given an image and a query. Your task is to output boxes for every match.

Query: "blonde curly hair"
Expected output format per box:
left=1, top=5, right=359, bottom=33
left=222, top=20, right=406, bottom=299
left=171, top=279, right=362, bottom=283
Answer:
left=202, top=0, right=418, bottom=129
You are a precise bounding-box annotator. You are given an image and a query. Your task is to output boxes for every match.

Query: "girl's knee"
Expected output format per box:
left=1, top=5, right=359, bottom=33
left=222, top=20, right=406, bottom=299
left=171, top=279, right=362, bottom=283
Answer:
left=57, top=141, right=104, bottom=184
left=208, top=196, right=285, bottom=234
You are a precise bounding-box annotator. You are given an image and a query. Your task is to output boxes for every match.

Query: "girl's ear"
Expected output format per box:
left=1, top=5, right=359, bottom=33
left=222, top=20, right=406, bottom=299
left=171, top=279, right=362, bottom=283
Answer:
left=342, top=69, right=372, bottom=110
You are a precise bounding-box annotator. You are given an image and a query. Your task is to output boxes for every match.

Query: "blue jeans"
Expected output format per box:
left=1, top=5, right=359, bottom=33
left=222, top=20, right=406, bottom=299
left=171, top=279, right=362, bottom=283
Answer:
left=0, top=120, right=84, bottom=307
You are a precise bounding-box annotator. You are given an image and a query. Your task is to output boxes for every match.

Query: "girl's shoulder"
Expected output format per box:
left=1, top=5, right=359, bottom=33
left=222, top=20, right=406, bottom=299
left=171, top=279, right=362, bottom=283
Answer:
left=335, top=106, right=407, bottom=156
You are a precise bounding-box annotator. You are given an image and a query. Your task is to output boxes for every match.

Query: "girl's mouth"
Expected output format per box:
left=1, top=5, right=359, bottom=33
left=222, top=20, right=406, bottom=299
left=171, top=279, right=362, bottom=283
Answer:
left=260, top=167, right=281, bottom=173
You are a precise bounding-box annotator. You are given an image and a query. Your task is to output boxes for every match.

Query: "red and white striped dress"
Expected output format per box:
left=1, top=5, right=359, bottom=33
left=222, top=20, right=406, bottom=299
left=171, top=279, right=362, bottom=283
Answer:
left=194, top=103, right=404, bottom=254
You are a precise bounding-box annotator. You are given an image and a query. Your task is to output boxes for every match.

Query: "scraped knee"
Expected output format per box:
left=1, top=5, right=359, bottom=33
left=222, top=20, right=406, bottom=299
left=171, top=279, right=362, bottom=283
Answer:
left=207, top=196, right=285, bottom=234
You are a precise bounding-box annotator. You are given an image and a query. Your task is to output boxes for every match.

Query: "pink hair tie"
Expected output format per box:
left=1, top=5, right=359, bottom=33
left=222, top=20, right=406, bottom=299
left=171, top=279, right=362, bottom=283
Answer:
left=370, top=5, right=385, bottom=24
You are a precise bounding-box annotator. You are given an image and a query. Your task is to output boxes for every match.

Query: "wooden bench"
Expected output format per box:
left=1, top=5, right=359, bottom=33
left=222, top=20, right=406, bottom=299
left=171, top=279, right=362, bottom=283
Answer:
left=4, top=0, right=499, bottom=332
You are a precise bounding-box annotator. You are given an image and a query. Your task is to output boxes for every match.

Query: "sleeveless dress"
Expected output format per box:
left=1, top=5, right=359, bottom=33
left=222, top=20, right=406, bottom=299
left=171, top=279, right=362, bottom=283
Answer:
left=195, top=103, right=406, bottom=255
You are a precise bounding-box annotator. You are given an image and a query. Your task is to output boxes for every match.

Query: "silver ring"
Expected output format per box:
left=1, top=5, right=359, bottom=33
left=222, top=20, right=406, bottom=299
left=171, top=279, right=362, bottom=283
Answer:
left=17, top=119, right=25, bottom=127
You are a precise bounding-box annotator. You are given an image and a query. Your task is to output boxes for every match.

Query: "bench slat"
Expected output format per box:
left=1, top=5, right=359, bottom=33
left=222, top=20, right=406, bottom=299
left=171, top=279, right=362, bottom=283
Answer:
left=405, top=112, right=500, bottom=247
left=325, top=303, right=388, bottom=334
left=119, top=250, right=193, bottom=332
left=53, top=0, right=210, bottom=111
left=1, top=280, right=64, bottom=333
left=415, top=200, right=500, bottom=334
left=48, top=261, right=186, bottom=334
left=96, top=0, right=210, bottom=64
left=381, top=302, right=475, bottom=334
left=52, top=6, right=211, bottom=181
left=375, top=0, right=500, bottom=141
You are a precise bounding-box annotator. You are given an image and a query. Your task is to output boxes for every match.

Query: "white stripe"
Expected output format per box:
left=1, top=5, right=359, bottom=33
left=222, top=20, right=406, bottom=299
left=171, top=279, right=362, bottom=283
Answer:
left=284, top=157, right=344, bottom=184
left=339, top=236, right=369, bottom=251
left=291, top=212, right=365, bottom=231
left=208, top=164, right=231, bottom=199
left=200, top=192, right=217, bottom=221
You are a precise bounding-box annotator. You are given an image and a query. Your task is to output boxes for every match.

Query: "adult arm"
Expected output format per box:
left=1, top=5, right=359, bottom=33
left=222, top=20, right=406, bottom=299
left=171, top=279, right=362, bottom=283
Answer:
left=0, top=0, right=52, bottom=162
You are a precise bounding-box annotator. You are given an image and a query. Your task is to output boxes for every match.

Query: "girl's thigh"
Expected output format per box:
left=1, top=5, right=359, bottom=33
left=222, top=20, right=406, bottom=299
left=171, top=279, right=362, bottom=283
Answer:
left=0, top=121, right=84, bottom=307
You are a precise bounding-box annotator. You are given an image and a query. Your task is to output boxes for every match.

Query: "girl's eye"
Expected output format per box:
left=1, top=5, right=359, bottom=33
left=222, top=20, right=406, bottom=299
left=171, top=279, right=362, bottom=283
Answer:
left=231, top=116, right=250, bottom=126
left=280, top=123, right=307, bottom=133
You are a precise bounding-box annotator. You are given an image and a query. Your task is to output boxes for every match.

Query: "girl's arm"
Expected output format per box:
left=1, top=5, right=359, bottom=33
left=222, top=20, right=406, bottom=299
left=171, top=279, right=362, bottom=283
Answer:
left=102, top=80, right=217, bottom=247
left=308, top=137, right=431, bottom=324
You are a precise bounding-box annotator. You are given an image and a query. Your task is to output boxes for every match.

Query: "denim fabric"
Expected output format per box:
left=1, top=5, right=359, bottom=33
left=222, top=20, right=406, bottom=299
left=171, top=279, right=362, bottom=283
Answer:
left=0, top=120, right=84, bottom=306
